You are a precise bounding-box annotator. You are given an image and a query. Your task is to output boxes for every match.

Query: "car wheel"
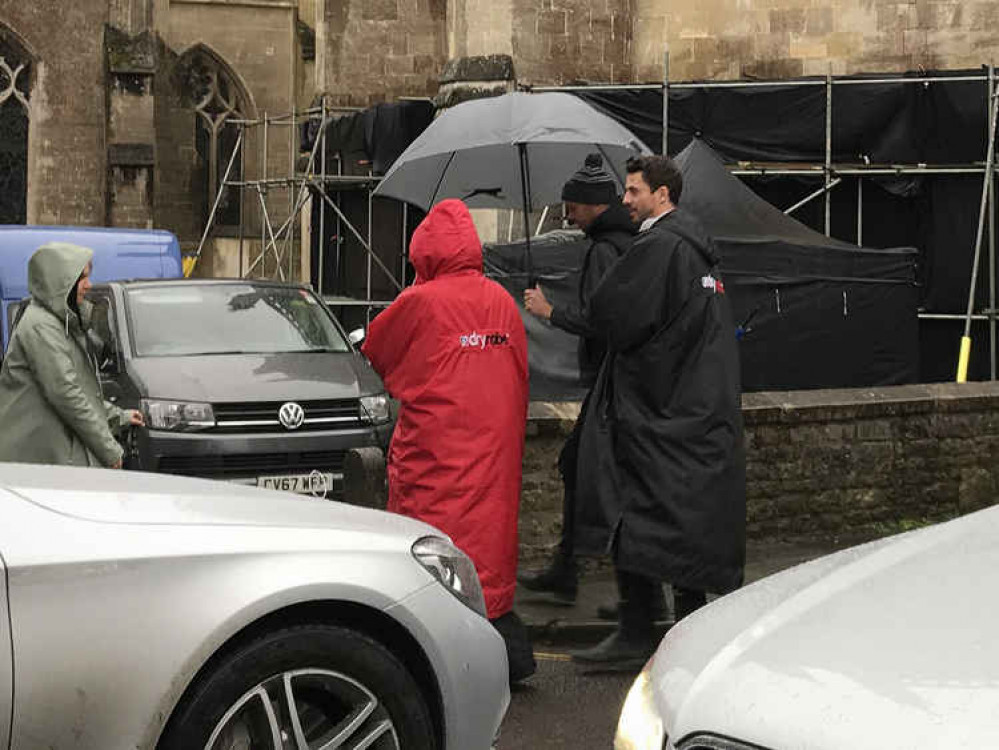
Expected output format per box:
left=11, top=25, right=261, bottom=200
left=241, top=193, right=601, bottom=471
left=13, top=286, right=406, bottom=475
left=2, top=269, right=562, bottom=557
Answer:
left=160, top=624, right=436, bottom=750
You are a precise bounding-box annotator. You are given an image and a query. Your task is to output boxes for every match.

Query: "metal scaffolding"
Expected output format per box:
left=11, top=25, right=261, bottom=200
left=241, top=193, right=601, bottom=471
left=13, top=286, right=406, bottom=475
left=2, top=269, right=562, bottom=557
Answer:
left=524, top=57, right=999, bottom=379
left=190, top=99, right=406, bottom=322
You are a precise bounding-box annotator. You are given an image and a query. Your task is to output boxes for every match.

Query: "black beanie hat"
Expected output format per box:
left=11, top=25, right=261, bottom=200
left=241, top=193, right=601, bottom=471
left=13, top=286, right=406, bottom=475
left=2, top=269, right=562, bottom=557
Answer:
left=561, top=153, right=617, bottom=205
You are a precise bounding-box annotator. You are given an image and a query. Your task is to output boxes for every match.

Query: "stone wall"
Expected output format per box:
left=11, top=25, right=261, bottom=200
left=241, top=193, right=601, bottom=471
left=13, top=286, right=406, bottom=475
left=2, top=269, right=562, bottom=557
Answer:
left=511, top=0, right=634, bottom=84
left=520, top=383, right=999, bottom=561
left=632, top=0, right=999, bottom=82
left=318, top=0, right=448, bottom=107
left=2, top=0, right=109, bottom=227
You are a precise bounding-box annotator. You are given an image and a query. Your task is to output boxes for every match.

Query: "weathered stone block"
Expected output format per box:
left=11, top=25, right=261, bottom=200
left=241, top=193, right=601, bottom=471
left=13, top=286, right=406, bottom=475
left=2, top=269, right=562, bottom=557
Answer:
left=362, top=0, right=399, bottom=21
left=538, top=9, right=568, bottom=35
left=770, top=8, right=806, bottom=33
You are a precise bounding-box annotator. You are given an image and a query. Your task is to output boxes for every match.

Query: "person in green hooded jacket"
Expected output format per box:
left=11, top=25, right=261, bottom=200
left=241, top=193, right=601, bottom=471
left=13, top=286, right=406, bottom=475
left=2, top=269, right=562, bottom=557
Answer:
left=0, top=242, right=144, bottom=468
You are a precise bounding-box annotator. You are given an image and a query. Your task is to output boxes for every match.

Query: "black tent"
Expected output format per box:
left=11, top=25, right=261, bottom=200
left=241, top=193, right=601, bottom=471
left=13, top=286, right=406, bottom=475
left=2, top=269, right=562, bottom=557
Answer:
left=675, top=139, right=920, bottom=391
left=484, top=140, right=919, bottom=398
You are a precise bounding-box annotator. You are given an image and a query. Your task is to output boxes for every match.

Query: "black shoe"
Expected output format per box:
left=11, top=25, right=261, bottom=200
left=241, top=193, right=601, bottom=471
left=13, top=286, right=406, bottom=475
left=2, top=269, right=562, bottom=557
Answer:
left=570, top=628, right=657, bottom=670
left=491, top=610, right=537, bottom=684
left=517, top=555, right=578, bottom=603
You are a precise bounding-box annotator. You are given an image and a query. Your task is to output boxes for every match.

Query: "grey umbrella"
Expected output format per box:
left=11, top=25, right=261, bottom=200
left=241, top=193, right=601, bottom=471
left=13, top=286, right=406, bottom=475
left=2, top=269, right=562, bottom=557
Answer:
left=373, top=92, right=650, bottom=280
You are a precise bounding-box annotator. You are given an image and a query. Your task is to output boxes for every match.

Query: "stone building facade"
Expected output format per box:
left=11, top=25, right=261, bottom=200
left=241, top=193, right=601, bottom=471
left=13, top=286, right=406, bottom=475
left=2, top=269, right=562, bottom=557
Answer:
left=3, top=0, right=999, bottom=275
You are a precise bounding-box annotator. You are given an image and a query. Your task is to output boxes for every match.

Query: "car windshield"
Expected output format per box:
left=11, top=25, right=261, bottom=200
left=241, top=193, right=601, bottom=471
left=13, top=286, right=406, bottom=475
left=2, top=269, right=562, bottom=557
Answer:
left=126, top=284, right=351, bottom=357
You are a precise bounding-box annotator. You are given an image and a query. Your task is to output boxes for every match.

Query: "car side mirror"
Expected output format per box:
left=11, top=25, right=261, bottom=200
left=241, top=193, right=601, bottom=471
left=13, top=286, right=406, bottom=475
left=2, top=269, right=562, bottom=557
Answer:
left=348, top=328, right=366, bottom=346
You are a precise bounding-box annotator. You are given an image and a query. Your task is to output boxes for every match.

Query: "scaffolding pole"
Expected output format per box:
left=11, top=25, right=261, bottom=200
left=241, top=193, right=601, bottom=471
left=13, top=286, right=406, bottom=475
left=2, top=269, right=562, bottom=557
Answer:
left=825, top=70, right=833, bottom=236
left=957, top=73, right=999, bottom=382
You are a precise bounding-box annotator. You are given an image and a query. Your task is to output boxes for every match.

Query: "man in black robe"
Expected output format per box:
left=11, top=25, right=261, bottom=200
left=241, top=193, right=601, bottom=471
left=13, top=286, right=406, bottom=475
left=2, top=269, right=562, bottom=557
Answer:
left=572, top=155, right=746, bottom=668
left=518, top=153, right=636, bottom=605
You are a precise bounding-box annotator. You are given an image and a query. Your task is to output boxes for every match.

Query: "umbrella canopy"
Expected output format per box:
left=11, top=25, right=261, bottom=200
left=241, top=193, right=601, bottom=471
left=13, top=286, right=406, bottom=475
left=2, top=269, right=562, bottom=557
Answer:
left=373, top=92, right=650, bottom=211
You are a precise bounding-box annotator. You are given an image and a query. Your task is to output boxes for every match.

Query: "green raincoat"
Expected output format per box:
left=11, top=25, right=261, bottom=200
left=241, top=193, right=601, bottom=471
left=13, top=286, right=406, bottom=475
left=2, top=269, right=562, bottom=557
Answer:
left=0, top=242, right=129, bottom=467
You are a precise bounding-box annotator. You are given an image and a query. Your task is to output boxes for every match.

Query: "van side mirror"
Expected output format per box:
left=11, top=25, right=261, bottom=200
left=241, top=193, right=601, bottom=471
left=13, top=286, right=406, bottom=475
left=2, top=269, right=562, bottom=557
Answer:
left=348, top=328, right=366, bottom=346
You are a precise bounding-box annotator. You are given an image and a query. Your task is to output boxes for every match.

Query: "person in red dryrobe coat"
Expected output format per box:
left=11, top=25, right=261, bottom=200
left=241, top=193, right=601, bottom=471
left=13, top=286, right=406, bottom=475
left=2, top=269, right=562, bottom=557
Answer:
left=362, top=199, right=530, bottom=633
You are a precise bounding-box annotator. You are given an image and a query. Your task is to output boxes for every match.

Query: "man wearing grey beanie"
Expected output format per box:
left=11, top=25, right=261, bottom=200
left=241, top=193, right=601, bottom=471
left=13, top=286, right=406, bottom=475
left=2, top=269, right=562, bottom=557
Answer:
left=519, top=153, right=638, bottom=604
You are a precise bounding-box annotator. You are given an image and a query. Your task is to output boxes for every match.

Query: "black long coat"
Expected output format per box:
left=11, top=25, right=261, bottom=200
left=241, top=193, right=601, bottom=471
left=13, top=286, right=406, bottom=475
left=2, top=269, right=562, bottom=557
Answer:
left=574, top=208, right=746, bottom=594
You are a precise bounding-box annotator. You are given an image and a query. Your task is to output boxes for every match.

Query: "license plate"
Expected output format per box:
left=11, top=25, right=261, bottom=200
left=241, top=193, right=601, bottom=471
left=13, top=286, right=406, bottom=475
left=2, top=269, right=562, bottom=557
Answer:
left=258, top=471, right=336, bottom=497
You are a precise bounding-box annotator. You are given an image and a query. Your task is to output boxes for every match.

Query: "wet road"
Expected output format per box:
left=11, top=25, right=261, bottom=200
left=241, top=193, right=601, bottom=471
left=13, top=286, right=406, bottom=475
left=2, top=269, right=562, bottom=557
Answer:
left=497, top=649, right=635, bottom=749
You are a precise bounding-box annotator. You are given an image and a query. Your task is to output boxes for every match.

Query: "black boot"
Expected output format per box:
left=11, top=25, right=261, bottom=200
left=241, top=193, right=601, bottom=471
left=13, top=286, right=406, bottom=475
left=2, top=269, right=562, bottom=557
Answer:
left=596, top=583, right=668, bottom=622
left=517, top=552, right=578, bottom=603
left=491, top=610, right=537, bottom=684
left=572, top=572, right=658, bottom=669
left=674, top=586, right=707, bottom=622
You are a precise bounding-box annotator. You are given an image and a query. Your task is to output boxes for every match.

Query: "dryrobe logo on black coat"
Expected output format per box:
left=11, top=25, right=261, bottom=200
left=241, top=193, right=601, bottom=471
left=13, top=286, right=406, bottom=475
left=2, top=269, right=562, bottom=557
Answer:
left=458, top=331, right=511, bottom=350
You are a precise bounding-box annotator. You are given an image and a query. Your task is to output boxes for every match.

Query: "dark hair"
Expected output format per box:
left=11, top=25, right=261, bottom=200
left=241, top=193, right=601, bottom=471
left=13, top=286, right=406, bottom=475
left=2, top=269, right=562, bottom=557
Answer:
left=625, top=155, right=683, bottom=204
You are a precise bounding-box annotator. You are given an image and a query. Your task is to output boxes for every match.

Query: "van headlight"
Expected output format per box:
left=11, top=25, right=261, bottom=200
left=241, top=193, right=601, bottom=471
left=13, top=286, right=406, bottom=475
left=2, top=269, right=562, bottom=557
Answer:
left=359, top=393, right=391, bottom=425
left=142, top=399, right=215, bottom=431
left=412, top=536, right=486, bottom=617
left=615, top=661, right=666, bottom=750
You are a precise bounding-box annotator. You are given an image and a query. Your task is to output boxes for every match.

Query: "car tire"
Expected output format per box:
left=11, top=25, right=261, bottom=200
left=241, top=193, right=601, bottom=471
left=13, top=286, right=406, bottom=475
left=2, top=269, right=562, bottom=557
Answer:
left=159, top=623, right=436, bottom=750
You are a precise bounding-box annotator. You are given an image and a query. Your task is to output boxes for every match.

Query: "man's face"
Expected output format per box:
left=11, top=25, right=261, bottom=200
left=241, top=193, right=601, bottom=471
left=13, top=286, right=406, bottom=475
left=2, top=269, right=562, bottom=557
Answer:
left=564, top=202, right=606, bottom=232
left=623, top=172, right=669, bottom=224
left=76, top=261, right=92, bottom=306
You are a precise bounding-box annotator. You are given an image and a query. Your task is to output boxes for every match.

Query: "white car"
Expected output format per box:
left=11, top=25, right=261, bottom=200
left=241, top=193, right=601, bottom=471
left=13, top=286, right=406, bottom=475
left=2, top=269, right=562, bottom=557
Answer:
left=0, top=463, right=508, bottom=749
left=615, top=505, right=999, bottom=750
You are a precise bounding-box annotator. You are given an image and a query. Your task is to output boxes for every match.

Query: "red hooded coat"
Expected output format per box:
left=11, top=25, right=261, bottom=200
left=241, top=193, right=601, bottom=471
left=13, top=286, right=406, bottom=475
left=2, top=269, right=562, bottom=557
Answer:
left=363, top=200, right=528, bottom=619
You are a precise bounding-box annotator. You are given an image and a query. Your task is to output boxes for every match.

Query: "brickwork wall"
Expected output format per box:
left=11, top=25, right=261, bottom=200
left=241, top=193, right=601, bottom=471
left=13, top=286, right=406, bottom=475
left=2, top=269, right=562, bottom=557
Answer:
left=520, top=383, right=999, bottom=562
left=319, top=0, right=448, bottom=107
left=2, top=1, right=108, bottom=226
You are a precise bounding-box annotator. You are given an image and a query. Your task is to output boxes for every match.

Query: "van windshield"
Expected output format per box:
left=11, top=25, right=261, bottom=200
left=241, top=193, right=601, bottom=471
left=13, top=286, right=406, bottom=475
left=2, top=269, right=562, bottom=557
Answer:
left=126, top=284, right=351, bottom=357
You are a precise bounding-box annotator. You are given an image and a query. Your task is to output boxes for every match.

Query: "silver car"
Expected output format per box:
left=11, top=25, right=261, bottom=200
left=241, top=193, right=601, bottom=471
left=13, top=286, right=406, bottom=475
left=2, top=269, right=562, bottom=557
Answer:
left=0, top=463, right=508, bottom=749
left=615, top=505, right=999, bottom=750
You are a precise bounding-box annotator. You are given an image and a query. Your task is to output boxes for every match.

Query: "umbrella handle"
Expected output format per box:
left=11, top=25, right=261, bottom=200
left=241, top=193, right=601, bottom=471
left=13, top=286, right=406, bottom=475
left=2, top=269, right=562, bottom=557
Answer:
left=518, top=143, right=535, bottom=286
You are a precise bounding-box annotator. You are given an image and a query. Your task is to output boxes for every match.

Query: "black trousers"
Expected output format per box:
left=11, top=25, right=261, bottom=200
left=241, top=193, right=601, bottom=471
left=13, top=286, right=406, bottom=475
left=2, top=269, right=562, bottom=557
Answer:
left=555, top=415, right=582, bottom=559
left=616, top=570, right=707, bottom=626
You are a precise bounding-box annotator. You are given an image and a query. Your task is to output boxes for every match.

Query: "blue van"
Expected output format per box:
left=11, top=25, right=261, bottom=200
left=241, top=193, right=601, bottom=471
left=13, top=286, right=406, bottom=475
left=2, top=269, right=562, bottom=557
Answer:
left=0, top=226, right=183, bottom=351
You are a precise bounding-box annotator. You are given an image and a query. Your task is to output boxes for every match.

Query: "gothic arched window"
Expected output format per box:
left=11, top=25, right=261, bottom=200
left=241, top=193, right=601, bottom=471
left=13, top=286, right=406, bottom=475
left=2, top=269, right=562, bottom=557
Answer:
left=177, top=47, right=245, bottom=228
left=0, top=27, right=31, bottom=224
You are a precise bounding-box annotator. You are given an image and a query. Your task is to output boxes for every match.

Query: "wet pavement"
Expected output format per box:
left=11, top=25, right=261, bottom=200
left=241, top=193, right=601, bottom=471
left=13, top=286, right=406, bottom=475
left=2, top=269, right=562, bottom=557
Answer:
left=499, top=648, right=633, bottom=749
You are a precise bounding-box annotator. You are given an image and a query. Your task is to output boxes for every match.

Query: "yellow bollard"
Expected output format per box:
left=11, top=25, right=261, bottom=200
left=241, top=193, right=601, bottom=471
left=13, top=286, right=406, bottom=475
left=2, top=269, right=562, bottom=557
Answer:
left=957, top=336, right=972, bottom=383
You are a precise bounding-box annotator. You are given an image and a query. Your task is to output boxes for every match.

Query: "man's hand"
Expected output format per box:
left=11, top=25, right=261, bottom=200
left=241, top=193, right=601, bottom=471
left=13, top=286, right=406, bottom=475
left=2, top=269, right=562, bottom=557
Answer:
left=524, top=285, right=554, bottom=320
left=128, top=410, right=145, bottom=427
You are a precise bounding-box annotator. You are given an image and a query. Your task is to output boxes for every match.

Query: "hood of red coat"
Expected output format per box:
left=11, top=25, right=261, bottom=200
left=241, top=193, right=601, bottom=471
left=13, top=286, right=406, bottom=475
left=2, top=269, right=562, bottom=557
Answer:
left=409, top=199, right=483, bottom=282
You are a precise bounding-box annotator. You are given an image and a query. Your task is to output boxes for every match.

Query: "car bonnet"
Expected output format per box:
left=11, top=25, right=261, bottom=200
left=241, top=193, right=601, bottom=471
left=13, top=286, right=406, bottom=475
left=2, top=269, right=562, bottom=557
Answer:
left=0, top=462, right=430, bottom=536
left=654, top=505, right=999, bottom=750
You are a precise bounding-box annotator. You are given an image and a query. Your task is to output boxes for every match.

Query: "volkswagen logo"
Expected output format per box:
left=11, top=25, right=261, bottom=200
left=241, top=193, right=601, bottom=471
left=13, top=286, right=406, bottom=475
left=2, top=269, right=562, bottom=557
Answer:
left=278, top=401, right=305, bottom=430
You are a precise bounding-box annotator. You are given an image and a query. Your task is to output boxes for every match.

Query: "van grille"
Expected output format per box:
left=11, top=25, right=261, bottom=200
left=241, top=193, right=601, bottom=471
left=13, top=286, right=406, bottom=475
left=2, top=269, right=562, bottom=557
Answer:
left=158, top=450, right=347, bottom=477
left=211, top=399, right=361, bottom=433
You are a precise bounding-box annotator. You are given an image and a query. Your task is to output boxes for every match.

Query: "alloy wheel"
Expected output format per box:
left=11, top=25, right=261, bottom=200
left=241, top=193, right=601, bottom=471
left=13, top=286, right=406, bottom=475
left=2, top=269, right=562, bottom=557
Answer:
left=204, top=668, right=400, bottom=750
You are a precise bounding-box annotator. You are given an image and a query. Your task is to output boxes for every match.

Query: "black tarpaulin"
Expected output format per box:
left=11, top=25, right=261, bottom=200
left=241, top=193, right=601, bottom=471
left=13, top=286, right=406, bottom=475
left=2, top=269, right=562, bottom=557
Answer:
left=575, top=73, right=991, bottom=382
left=363, top=100, right=435, bottom=176
left=575, top=70, right=988, bottom=163
left=301, top=101, right=435, bottom=177
left=676, top=139, right=920, bottom=390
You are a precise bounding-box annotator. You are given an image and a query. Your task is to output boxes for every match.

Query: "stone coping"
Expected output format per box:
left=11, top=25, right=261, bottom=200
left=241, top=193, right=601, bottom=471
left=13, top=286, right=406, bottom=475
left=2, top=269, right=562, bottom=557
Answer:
left=527, top=381, right=999, bottom=428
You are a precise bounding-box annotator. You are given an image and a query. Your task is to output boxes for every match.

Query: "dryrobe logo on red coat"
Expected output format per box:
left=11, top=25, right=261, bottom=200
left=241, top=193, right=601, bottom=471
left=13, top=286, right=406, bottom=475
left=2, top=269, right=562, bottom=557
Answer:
left=458, top=331, right=511, bottom=350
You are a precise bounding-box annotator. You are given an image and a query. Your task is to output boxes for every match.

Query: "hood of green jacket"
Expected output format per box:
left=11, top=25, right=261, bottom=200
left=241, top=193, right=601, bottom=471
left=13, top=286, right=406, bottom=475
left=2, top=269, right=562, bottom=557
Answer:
left=28, top=242, right=93, bottom=321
